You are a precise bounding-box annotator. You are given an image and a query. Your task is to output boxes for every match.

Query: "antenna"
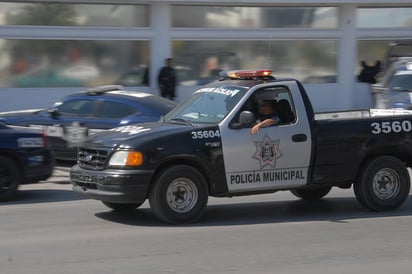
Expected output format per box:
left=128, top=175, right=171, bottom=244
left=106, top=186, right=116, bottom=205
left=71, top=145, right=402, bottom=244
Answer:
left=265, top=38, right=274, bottom=66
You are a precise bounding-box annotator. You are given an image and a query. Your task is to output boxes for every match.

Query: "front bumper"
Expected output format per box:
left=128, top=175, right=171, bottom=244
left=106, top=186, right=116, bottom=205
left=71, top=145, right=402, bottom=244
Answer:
left=70, top=164, right=154, bottom=203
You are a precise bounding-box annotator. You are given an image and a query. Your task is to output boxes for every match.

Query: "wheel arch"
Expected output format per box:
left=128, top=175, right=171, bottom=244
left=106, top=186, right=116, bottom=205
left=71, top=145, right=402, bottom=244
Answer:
left=356, top=151, right=411, bottom=184
left=149, top=156, right=214, bottom=195
left=0, top=150, right=25, bottom=179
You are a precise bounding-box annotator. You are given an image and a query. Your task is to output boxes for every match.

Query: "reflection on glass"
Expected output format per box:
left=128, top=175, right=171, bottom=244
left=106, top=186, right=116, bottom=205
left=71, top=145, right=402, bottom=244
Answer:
left=0, top=39, right=150, bottom=88
left=357, top=8, right=412, bottom=28
left=0, top=2, right=149, bottom=27
left=358, top=40, right=412, bottom=83
left=172, top=6, right=337, bottom=28
left=172, top=40, right=337, bottom=84
left=165, top=86, right=247, bottom=124
left=357, top=40, right=388, bottom=69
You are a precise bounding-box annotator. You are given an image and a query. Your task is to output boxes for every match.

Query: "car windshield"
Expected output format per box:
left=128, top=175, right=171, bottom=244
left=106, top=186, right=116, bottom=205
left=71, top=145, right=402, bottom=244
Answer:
left=390, top=73, right=412, bottom=92
left=165, top=86, right=247, bottom=124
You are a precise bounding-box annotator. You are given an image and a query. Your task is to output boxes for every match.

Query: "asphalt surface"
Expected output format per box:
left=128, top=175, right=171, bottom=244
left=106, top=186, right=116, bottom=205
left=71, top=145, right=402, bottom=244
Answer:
left=1, top=164, right=412, bottom=274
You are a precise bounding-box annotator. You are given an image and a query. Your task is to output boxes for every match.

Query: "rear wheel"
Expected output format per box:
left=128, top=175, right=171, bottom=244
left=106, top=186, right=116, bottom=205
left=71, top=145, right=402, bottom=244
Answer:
left=149, top=165, right=208, bottom=224
left=354, top=156, right=410, bottom=211
left=102, top=201, right=143, bottom=212
left=0, top=156, right=21, bottom=202
left=290, top=186, right=332, bottom=200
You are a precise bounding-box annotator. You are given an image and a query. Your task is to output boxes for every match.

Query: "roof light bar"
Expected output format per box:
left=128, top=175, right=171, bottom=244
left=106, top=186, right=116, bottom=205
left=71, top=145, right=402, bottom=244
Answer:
left=221, top=69, right=273, bottom=80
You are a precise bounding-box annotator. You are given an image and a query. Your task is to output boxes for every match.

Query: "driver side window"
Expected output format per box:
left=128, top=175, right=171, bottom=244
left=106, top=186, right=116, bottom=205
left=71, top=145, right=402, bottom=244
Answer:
left=231, top=86, right=296, bottom=128
left=57, top=99, right=97, bottom=117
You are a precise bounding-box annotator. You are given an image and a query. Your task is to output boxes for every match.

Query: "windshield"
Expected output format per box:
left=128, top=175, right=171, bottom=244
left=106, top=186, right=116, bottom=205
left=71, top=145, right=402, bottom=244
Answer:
left=390, top=74, right=412, bottom=91
left=165, top=86, right=247, bottom=124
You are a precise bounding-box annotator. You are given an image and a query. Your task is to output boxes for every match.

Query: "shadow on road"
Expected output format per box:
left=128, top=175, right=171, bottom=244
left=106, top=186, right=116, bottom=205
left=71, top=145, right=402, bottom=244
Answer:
left=1, top=188, right=86, bottom=205
left=94, top=195, right=412, bottom=227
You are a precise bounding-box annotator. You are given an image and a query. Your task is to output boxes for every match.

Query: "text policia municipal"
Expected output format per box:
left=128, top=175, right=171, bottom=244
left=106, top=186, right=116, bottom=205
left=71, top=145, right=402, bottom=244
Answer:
left=230, top=169, right=305, bottom=184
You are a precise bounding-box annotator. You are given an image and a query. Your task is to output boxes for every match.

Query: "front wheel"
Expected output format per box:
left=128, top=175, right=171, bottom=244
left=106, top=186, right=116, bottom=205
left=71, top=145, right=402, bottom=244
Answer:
left=102, top=201, right=143, bottom=212
left=0, top=156, right=21, bottom=202
left=149, top=165, right=209, bottom=224
left=354, top=156, right=410, bottom=211
left=290, top=186, right=332, bottom=200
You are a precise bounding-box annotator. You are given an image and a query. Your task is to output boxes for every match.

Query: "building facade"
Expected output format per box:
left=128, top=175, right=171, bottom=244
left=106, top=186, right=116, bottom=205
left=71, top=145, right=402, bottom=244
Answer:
left=0, top=0, right=411, bottom=112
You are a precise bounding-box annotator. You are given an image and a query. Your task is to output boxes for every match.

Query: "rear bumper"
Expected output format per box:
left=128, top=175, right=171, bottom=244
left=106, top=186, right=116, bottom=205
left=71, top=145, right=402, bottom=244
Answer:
left=70, top=164, right=154, bottom=203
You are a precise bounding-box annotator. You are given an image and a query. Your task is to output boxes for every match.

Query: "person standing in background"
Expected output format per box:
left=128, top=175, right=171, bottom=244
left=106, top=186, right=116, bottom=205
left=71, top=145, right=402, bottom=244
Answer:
left=158, top=58, right=177, bottom=100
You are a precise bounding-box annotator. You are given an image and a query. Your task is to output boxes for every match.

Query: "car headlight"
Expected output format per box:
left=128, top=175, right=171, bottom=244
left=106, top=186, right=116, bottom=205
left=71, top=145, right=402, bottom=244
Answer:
left=109, top=151, right=143, bottom=167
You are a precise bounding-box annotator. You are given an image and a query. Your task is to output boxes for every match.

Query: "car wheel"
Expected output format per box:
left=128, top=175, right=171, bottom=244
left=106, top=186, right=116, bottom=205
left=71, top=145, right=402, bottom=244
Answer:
left=0, top=156, right=21, bottom=202
left=290, top=186, right=332, bottom=200
left=354, top=156, right=410, bottom=211
left=102, top=201, right=143, bottom=212
left=149, top=165, right=209, bottom=224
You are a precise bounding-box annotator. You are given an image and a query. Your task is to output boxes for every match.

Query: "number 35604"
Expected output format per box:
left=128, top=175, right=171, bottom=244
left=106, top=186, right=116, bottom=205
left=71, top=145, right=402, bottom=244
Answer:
left=371, top=120, right=412, bottom=134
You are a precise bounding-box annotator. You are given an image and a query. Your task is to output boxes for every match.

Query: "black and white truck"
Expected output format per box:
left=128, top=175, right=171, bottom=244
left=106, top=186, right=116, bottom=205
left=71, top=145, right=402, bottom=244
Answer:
left=71, top=69, right=412, bottom=224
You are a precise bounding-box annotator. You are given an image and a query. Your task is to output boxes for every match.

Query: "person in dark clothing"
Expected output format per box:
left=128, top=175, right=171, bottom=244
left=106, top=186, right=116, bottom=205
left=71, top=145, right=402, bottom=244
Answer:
left=251, top=100, right=280, bottom=134
left=158, top=58, right=177, bottom=100
left=358, top=60, right=381, bottom=84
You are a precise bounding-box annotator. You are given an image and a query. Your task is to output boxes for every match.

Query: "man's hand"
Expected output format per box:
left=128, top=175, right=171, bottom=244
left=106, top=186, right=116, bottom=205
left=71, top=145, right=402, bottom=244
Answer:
left=250, top=118, right=277, bottom=134
left=251, top=124, right=260, bottom=134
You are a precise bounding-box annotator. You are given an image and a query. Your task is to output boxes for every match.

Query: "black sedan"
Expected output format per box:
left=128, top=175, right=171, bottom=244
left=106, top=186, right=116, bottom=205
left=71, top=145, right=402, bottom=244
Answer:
left=0, top=122, right=54, bottom=201
left=0, top=85, right=177, bottom=160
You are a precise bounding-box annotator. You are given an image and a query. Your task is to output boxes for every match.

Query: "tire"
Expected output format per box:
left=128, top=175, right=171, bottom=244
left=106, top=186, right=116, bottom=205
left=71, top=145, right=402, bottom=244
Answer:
left=354, top=156, right=410, bottom=211
left=290, top=186, right=332, bottom=200
left=102, top=201, right=143, bottom=212
left=149, top=165, right=209, bottom=224
left=0, top=156, right=21, bottom=202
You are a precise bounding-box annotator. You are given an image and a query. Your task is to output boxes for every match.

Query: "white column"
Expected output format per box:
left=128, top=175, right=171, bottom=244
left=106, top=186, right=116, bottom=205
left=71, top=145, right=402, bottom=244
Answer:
left=337, top=4, right=357, bottom=110
left=150, top=2, right=172, bottom=95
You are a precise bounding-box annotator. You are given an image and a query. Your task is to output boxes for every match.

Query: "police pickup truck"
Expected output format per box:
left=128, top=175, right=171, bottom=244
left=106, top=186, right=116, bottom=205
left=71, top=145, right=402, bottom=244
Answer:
left=71, top=69, right=412, bottom=224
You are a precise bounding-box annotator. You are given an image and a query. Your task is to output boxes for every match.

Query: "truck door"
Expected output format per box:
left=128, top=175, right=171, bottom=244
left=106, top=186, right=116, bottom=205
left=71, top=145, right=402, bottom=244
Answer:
left=219, top=83, right=312, bottom=193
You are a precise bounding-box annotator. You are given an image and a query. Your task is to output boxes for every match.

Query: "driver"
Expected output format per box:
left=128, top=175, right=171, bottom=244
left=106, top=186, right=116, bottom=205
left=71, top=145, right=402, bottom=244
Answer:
left=251, top=100, right=280, bottom=134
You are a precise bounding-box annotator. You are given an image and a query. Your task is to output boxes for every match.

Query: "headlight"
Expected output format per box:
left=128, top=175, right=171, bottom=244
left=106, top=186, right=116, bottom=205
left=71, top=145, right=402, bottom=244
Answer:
left=109, top=151, right=143, bottom=167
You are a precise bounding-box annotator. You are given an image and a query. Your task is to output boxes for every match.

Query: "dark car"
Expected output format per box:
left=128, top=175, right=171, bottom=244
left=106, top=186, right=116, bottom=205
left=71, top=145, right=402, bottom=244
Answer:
left=0, top=122, right=54, bottom=201
left=0, top=85, right=177, bottom=160
left=372, top=58, right=412, bottom=109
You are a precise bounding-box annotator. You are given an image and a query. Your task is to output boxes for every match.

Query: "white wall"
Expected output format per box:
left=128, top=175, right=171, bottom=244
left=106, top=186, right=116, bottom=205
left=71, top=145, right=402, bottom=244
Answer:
left=304, top=83, right=373, bottom=112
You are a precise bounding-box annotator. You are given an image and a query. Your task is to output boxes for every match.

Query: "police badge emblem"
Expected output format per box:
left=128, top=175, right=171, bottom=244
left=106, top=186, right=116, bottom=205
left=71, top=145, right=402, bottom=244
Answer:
left=253, top=135, right=281, bottom=168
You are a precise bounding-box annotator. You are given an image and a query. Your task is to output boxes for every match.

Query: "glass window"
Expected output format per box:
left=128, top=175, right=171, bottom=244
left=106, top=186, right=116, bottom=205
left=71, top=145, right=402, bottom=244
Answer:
left=238, top=86, right=296, bottom=127
left=357, top=40, right=388, bottom=83
left=172, top=40, right=337, bottom=84
left=172, top=6, right=337, bottom=28
left=56, top=99, right=96, bottom=117
left=140, top=97, right=178, bottom=114
left=97, top=101, right=138, bottom=119
left=357, top=8, right=412, bottom=28
left=165, top=86, right=247, bottom=124
left=0, top=3, right=149, bottom=27
left=389, top=73, right=412, bottom=91
left=0, top=39, right=150, bottom=88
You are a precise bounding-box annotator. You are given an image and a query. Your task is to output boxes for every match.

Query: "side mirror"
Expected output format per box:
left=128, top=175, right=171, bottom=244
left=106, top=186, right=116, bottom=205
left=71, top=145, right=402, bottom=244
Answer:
left=230, top=111, right=256, bottom=129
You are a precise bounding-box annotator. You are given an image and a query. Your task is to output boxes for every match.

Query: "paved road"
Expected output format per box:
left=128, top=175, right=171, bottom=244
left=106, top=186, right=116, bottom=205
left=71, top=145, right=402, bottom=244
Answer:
left=1, top=165, right=412, bottom=274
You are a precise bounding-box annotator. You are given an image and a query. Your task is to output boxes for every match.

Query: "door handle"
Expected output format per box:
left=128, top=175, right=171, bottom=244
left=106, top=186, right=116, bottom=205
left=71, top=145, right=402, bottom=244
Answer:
left=292, top=134, right=307, bottom=142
